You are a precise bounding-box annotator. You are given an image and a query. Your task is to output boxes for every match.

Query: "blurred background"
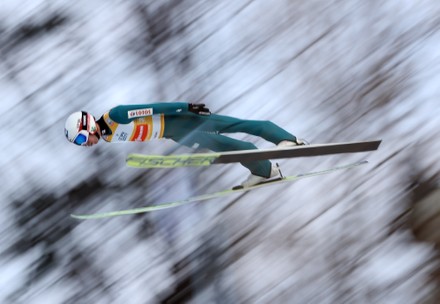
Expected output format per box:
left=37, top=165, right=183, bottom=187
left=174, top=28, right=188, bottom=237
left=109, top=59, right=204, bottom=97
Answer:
left=1, top=0, right=440, bottom=303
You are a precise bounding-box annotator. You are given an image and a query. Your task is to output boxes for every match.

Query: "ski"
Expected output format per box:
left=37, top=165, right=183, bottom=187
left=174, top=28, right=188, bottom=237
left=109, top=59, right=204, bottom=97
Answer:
left=126, top=140, right=381, bottom=169
left=71, top=160, right=368, bottom=220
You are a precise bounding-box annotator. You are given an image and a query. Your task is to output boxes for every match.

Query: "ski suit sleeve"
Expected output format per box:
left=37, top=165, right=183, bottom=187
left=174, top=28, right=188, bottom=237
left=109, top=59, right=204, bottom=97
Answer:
left=108, top=103, right=189, bottom=124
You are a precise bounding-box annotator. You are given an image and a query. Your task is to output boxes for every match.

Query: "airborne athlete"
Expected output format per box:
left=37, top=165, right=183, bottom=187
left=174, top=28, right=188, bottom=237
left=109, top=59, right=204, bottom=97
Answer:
left=64, top=103, right=306, bottom=187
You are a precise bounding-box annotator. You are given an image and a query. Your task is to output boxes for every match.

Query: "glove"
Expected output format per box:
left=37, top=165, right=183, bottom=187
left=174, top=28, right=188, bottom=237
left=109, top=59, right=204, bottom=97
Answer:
left=188, top=103, right=211, bottom=115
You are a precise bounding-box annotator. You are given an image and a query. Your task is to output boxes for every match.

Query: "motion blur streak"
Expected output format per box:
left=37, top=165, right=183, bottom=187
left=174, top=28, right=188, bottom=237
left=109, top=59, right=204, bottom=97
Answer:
left=0, top=1, right=439, bottom=303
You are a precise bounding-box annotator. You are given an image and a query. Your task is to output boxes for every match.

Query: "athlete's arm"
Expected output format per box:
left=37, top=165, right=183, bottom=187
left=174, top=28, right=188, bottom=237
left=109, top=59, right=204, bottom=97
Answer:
left=109, top=103, right=190, bottom=124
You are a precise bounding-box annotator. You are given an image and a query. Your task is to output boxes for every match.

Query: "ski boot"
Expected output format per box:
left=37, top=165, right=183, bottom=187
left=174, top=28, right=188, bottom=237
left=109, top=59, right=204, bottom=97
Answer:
left=277, top=138, right=309, bottom=148
left=239, top=164, right=282, bottom=188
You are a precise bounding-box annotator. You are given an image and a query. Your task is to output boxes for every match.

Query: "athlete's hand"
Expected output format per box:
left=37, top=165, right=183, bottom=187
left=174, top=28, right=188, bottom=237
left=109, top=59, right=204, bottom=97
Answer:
left=188, top=103, right=211, bottom=115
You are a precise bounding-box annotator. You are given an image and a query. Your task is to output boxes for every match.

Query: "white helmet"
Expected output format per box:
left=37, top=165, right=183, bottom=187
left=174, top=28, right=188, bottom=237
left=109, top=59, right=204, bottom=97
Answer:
left=64, top=111, right=98, bottom=145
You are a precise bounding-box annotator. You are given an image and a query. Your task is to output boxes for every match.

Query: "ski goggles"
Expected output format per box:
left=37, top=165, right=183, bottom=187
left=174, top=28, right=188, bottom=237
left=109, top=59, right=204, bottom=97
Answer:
left=73, top=112, right=92, bottom=145
left=73, top=130, right=90, bottom=146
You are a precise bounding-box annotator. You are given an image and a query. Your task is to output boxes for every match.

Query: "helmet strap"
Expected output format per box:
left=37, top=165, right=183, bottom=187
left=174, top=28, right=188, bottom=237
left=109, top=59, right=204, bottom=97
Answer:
left=81, top=111, right=88, bottom=131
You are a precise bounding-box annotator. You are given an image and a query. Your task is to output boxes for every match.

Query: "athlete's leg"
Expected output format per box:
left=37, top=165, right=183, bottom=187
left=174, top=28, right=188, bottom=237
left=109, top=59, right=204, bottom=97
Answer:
left=209, top=115, right=295, bottom=142
left=164, top=113, right=297, bottom=145
left=171, top=131, right=272, bottom=178
left=163, top=113, right=295, bottom=177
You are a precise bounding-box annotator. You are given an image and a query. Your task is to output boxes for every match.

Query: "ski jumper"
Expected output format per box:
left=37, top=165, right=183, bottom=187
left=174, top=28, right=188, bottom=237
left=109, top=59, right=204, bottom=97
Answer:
left=96, top=103, right=297, bottom=177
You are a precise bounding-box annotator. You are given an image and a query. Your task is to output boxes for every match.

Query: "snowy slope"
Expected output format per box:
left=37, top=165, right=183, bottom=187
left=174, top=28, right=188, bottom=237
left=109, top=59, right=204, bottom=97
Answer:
left=1, top=1, right=440, bottom=303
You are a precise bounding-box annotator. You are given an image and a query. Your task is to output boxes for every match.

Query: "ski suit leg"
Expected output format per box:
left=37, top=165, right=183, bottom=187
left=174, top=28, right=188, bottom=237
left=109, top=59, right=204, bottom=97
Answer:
left=163, top=113, right=296, bottom=177
left=204, top=114, right=297, bottom=144
left=164, top=113, right=297, bottom=144
left=170, top=131, right=272, bottom=178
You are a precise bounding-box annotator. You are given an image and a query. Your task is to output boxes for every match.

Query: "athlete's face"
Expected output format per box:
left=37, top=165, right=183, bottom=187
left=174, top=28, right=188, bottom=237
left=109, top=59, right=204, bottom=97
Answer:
left=84, top=121, right=101, bottom=147
left=85, top=134, right=100, bottom=146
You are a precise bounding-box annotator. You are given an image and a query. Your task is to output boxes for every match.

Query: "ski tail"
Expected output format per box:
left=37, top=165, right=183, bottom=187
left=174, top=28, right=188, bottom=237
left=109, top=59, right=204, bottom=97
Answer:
left=126, top=153, right=219, bottom=168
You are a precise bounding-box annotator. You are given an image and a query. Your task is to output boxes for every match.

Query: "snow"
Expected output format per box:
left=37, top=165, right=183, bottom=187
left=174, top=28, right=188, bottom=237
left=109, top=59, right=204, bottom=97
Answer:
left=1, top=0, right=440, bottom=303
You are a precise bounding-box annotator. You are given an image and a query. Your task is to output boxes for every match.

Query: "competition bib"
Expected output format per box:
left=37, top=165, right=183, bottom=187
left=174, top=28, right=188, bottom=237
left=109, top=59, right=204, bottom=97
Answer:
left=101, top=112, right=165, bottom=142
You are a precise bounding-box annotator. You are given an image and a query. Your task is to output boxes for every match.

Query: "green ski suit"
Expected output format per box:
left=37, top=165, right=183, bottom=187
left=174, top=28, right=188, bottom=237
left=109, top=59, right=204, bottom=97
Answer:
left=97, top=103, right=297, bottom=178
